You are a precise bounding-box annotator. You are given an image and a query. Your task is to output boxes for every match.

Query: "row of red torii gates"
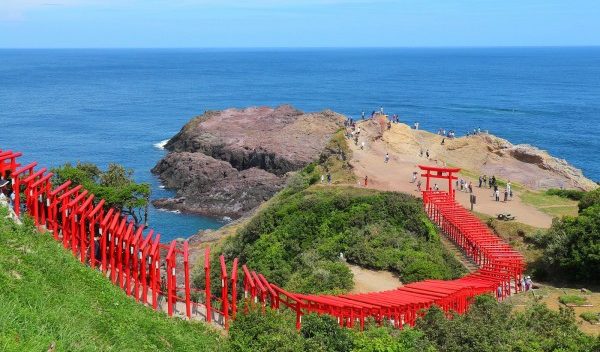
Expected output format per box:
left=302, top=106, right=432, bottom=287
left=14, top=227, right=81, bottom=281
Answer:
left=0, top=149, right=525, bottom=330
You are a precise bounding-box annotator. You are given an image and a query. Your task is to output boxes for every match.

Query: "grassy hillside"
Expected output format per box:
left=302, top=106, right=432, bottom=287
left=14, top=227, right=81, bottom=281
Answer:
left=0, top=207, right=221, bottom=352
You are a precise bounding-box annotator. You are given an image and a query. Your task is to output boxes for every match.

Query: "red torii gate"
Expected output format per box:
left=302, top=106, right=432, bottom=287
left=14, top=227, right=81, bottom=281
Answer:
left=418, top=165, right=460, bottom=198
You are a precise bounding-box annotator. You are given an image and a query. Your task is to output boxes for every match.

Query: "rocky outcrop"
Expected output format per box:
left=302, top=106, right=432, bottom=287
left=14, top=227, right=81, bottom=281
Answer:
left=481, top=135, right=597, bottom=190
left=152, top=105, right=345, bottom=218
left=381, top=122, right=597, bottom=191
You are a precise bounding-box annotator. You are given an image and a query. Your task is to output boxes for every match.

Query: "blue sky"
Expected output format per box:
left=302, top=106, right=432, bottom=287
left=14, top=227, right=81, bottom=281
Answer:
left=1, top=0, right=599, bottom=48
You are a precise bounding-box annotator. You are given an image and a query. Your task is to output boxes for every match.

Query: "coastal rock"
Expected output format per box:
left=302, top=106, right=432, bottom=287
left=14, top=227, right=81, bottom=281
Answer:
left=381, top=123, right=597, bottom=191
left=152, top=105, right=345, bottom=218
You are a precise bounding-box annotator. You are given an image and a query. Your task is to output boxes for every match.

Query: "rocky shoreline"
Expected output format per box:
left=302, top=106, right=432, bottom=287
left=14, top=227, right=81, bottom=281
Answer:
left=152, top=105, right=345, bottom=218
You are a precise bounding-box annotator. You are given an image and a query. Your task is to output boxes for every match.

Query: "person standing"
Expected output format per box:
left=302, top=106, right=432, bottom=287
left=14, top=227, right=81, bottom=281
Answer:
left=417, top=179, right=422, bottom=191
left=412, top=171, right=417, bottom=183
left=495, top=189, right=500, bottom=201
left=327, top=172, right=332, bottom=184
left=507, top=181, right=512, bottom=199
left=361, top=141, right=365, bottom=150
left=364, top=175, right=368, bottom=187
left=434, top=183, right=439, bottom=191
left=504, top=188, right=508, bottom=202
left=384, top=153, right=389, bottom=164
left=426, top=150, right=430, bottom=159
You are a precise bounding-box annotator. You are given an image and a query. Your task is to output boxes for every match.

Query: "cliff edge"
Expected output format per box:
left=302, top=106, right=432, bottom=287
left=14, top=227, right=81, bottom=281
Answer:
left=152, top=105, right=345, bottom=218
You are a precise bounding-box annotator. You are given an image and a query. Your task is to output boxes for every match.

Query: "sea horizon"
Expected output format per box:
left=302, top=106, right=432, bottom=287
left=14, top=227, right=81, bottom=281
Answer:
left=2, top=46, right=599, bottom=239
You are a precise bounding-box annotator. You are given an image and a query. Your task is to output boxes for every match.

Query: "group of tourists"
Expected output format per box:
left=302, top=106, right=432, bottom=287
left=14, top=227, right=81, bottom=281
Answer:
left=456, top=178, right=474, bottom=193
left=521, top=276, right=534, bottom=291
left=438, top=129, right=456, bottom=138
left=320, top=172, right=332, bottom=184
left=478, top=175, right=513, bottom=202
left=438, top=127, right=485, bottom=138
left=465, top=128, right=484, bottom=137
left=346, top=122, right=362, bottom=146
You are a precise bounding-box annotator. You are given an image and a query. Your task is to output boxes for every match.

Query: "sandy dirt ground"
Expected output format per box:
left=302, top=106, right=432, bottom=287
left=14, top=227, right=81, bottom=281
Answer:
left=347, top=264, right=402, bottom=294
left=506, top=285, right=600, bottom=335
left=347, top=120, right=554, bottom=228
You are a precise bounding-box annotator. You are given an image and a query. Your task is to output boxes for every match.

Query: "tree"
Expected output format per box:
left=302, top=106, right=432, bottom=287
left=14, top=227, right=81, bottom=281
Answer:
left=539, top=204, right=600, bottom=282
left=578, top=187, right=600, bottom=212
left=51, top=162, right=151, bottom=225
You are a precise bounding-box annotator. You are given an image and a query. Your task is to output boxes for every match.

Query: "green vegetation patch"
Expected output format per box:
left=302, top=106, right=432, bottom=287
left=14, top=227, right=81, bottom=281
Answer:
left=0, top=207, right=221, bottom=352
left=217, top=186, right=465, bottom=294
left=545, top=188, right=586, bottom=201
left=226, top=296, right=598, bottom=352
left=559, top=295, right=589, bottom=306
left=520, top=190, right=579, bottom=218
left=580, top=312, right=600, bottom=324
left=317, top=129, right=356, bottom=184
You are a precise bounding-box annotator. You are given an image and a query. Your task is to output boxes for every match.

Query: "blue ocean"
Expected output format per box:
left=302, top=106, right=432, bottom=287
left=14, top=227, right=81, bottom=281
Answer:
left=1, top=48, right=599, bottom=241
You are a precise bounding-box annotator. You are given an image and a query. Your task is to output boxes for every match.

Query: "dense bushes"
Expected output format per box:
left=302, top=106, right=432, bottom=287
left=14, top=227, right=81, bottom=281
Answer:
left=227, top=296, right=599, bottom=352
left=218, top=186, right=464, bottom=294
left=531, top=188, right=600, bottom=283
left=416, top=295, right=598, bottom=352
left=532, top=204, right=600, bottom=282
left=578, top=187, right=600, bottom=212
left=545, top=188, right=585, bottom=201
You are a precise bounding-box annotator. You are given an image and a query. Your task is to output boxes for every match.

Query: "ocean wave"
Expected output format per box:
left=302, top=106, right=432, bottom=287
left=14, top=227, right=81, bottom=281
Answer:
left=153, top=139, right=169, bottom=150
left=156, top=208, right=181, bottom=214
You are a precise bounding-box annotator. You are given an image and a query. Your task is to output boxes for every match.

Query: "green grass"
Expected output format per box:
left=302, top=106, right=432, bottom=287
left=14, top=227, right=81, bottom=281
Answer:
left=559, top=295, right=588, bottom=306
left=519, top=190, right=579, bottom=218
left=0, top=207, right=221, bottom=352
left=580, top=312, right=600, bottom=324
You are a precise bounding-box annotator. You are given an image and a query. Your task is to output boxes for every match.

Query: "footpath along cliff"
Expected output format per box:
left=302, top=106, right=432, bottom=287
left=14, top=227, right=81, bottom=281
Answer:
left=152, top=105, right=345, bottom=218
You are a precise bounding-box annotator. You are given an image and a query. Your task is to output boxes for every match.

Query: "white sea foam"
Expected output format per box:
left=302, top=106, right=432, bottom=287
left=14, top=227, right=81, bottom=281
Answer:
left=158, top=185, right=166, bottom=189
left=222, top=216, right=232, bottom=222
left=154, top=139, right=169, bottom=150
left=156, top=207, right=181, bottom=214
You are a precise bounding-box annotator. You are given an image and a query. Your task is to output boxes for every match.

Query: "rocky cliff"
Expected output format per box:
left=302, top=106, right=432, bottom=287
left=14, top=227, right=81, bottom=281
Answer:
left=377, top=121, right=597, bottom=191
left=152, top=105, right=345, bottom=218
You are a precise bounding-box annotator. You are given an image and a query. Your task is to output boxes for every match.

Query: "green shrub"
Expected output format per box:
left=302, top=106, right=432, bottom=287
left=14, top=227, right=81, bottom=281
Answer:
left=545, top=188, right=586, bottom=201
left=579, top=187, right=600, bottom=212
left=226, top=305, right=304, bottom=352
left=220, top=187, right=464, bottom=294
left=579, top=311, right=600, bottom=324
left=416, top=295, right=597, bottom=352
left=558, top=295, right=588, bottom=306
left=300, top=313, right=354, bottom=352
left=533, top=204, right=600, bottom=283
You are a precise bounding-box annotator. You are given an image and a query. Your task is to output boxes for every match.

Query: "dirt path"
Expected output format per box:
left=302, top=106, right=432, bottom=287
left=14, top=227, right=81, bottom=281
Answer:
left=347, top=121, right=553, bottom=228
left=348, top=264, right=402, bottom=294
